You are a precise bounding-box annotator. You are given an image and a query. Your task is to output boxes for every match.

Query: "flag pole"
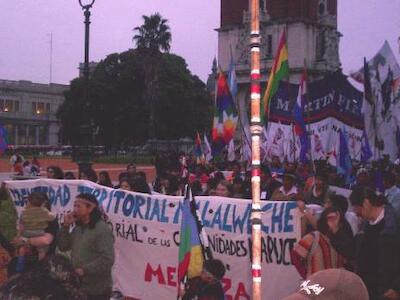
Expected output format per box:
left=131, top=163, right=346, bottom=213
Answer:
left=303, top=60, right=314, bottom=173
left=249, top=0, right=262, bottom=299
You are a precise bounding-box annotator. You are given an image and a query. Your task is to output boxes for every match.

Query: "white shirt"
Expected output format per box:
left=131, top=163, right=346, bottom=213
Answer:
left=278, top=186, right=298, bottom=196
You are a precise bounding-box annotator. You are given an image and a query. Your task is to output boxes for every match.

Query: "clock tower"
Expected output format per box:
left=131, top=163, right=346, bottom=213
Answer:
left=217, top=0, right=341, bottom=129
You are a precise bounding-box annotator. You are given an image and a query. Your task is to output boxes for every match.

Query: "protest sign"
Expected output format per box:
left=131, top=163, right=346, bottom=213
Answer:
left=6, top=179, right=302, bottom=299
left=265, top=71, right=364, bottom=162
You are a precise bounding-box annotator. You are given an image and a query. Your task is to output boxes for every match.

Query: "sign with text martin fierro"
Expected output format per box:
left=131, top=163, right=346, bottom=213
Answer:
left=6, top=179, right=302, bottom=299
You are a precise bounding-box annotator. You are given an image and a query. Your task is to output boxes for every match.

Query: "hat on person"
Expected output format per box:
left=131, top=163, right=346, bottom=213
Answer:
left=282, top=269, right=369, bottom=300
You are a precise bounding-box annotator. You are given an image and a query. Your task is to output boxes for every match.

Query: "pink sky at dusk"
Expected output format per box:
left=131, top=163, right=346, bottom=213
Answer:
left=0, top=1, right=398, bottom=84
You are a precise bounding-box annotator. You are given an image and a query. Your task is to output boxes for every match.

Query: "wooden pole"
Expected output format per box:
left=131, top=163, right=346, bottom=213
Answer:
left=249, top=0, right=262, bottom=299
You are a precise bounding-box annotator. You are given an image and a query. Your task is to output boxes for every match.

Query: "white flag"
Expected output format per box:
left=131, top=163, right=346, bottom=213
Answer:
left=203, top=134, right=213, bottom=162
left=227, top=139, right=235, bottom=162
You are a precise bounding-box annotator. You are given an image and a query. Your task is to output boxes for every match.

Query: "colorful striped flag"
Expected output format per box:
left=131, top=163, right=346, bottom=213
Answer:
left=211, top=71, right=238, bottom=156
left=177, top=187, right=204, bottom=285
left=262, top=31, right=289, bottom=122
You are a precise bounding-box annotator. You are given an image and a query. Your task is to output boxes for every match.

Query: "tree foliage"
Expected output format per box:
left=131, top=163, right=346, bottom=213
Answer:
left=133, top=13, right=172, bottom=139
left=57, top=50, right=213, bottom=147
left=133, top=13, right=171, bottom=54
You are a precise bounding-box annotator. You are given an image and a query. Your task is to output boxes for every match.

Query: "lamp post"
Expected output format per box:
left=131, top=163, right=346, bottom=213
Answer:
left=73, top=0, right=96, bottom=177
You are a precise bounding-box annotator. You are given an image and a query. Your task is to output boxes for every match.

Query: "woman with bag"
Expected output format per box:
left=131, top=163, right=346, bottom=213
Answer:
left=291, top=207, right=346, bottom=279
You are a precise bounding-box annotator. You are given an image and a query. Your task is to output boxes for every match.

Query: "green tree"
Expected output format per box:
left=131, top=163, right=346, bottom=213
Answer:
left=133, top=13, right=172, bottom=139
left=57, top=50, right=212, bottom=148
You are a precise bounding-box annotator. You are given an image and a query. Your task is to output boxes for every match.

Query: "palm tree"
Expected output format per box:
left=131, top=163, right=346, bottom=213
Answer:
left=133, top=13, right=172, bottom=140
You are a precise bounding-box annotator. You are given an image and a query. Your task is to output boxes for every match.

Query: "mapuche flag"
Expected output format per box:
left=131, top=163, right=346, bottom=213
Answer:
left=262, top=31, right=289, bottom=122
left=177, top=188, right=204, bottom=284
left=211, top=71, right=238, bottom=155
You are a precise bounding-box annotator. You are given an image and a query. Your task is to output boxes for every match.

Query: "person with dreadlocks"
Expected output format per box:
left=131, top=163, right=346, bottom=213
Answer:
left=58, top=193, right=114, bottom=300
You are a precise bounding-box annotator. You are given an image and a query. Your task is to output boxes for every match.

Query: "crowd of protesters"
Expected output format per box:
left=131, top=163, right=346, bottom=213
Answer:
left=0, top=150, right=400, bottom=299
left=10, top=153, right=41, bottom=177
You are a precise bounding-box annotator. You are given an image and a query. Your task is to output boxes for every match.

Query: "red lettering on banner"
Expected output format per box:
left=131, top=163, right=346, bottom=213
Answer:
left=143, top=264, right=249, bottom=298
left=222, top=278, right=250, bottom=300
left=167, top=266, right=177, bottom=287
left=144, top=263, right=166, bottom=285
left=222, top=278, right=232, bottom=296
left=235, top=282, right=250, bottom=300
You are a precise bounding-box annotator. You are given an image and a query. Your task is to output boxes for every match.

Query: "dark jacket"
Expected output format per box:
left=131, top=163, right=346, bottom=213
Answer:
left=328, top=216, right=355, bottom=261
left=183, top=277, right=225, bottom=300
left=355, top=205, right=400, bottom=299
left=58, top=220, right=115, bottom=296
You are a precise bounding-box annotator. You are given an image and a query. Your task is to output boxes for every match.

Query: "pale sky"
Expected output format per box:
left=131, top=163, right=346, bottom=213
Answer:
left=0, top=1, right=399, bottom=85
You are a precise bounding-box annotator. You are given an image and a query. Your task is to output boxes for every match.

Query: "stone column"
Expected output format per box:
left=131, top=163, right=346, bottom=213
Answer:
left=26, top=125, right=29, bottom=145
left=15, top=125, right=19, bottom=145
left=35, top=126, right=40, bottom=145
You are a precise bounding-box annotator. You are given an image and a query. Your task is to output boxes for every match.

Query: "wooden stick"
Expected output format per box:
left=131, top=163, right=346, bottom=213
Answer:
left=249, top=0, right=262, bottom=299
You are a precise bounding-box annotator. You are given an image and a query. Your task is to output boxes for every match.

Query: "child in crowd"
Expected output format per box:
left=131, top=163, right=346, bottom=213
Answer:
left=19, top=192, right=55, bottom=259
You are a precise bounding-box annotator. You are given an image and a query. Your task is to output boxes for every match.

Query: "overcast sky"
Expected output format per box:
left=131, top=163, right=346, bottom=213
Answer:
left=0, top=1, right=399, bottom=85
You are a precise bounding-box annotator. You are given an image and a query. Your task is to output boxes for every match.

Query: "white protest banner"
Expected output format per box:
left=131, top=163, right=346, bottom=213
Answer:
left=6, top=179, right=302, bottom=299
left=265, top=71, right=364, bottom=162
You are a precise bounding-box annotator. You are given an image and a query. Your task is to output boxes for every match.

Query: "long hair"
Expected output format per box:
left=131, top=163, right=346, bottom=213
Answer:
left=47, top=166, right=64, bottom=179
left=98, top=171, right=113, bottom=187
left=76, top=193, right=104, bottom=229
left=317, top=207, right=342, bottom=235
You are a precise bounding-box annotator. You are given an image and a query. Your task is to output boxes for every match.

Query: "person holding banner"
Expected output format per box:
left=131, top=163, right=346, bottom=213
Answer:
left=58, top=193, right=115, bottom=300
left=291, top=207, right=346, bottom=279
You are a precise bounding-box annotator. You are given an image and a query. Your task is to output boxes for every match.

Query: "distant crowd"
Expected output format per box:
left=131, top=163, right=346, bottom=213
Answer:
left=1, top=151, right=400, bottom=299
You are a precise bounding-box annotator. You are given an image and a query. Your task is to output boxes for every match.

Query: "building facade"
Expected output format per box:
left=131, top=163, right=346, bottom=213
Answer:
left=216, top=0, right=341, bottom=130
left=0, top=79, right=69, bottom=146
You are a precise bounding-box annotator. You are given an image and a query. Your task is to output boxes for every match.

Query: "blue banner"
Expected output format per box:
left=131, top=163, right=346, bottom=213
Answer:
left=269, top=71, right=364, bottom=129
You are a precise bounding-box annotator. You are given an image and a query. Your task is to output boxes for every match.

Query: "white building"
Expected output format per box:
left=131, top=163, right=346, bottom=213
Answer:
left=0, top=79, right=69, bottom=145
